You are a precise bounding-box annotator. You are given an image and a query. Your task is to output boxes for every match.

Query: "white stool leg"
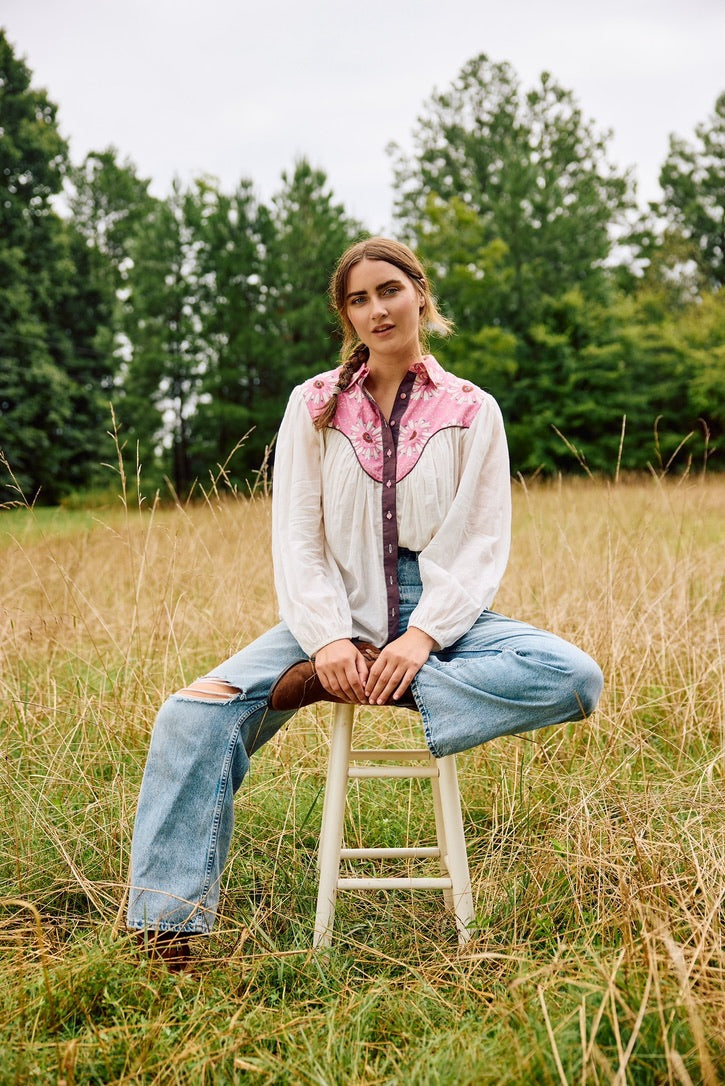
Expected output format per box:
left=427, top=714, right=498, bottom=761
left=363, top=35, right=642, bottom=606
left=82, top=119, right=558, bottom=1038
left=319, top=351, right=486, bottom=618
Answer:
left=430, top=760, right=454, bottom=911
left=313, top=703, right=354, bottom=948
left=436, top=755, right=474, bottom=945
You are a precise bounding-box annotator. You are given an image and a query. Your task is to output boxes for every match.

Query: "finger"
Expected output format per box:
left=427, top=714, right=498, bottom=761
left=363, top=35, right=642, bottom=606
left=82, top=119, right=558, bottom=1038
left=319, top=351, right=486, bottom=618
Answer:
left=372, top=675, right=401, bottom=705
left=364, top=665, right=385, bottom=703
left=351, top=655, right=369, bottom=700
left=321, top=658, right=363, bottom=703
left=371, top=658, right=422, bottom=705
left=368, top=665, right=403, bottom=706
left=317, top=661, right=352, bottom=698
left=364, top=655, right=390, bottom=698
left=316, top=668, right=343, bottom=698
left=339, top=662, right=365, bottom=703
left=391, top=668, right=417, bottom=702
left=355, top=653, right=370, bottom=684
left=364, top=657, right=382, bottom=687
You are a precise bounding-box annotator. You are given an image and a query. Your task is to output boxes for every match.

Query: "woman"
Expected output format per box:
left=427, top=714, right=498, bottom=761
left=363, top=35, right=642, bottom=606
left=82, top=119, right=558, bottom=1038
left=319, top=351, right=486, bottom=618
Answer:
left=127, top=237, right=603, bottom=969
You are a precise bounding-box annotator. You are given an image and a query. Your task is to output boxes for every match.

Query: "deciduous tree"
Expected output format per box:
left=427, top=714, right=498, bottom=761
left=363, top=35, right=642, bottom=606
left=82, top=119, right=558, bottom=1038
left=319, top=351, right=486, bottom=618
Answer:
left=390, top=54, right=639, bottom=472
left=659, top=93, right=725, bottom=290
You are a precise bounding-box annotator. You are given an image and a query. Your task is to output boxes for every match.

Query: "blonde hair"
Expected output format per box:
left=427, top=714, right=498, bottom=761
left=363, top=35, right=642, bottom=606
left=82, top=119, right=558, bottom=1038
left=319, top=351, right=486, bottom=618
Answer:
left=314, top=237, right=453, bottom=430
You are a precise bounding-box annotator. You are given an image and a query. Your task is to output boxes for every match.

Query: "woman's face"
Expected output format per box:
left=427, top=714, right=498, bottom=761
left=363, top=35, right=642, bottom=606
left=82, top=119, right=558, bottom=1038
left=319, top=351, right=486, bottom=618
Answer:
left=344, top=258, right=424, bottom=365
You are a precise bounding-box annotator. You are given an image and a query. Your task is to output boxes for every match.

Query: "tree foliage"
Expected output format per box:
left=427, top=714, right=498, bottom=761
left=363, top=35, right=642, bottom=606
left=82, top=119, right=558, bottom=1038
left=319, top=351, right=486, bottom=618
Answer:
left=116, top=164, right=360, bottom=493
left=267, top=160, right=361, bottom=386
left=659, top=93, right=725, bottom=290
left=392, top=56, right=633, bottom=330
left=118, top=183, right=204, bottom=494
left=190, top=178, right=276, bottom=483
left=0, top=31, right=115, bottom=503
left=1, top=35, right=722, bottom=500
left=391, top=56, right=720, bottom=473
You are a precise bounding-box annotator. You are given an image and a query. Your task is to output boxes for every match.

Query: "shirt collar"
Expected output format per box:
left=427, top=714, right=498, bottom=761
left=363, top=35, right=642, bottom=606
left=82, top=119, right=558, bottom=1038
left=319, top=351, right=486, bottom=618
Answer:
left=346, top=354, right=444, bottom=391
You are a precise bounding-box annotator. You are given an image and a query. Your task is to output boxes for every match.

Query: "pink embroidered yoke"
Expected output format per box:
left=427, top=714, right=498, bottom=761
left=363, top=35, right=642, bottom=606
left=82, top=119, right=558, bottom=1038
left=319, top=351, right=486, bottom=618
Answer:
left=272, top=355, right=511, bottom=657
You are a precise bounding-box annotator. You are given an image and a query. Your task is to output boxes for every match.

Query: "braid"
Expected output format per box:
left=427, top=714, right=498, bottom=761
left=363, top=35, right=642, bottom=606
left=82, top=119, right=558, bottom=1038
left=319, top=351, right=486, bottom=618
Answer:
left=313, top=344, right=369, bottom=430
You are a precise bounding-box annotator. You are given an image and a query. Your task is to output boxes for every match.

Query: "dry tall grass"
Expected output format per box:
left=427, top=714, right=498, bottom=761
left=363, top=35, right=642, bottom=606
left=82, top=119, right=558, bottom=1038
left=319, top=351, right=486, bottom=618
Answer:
left=0, top=476, right=723, bottom=1084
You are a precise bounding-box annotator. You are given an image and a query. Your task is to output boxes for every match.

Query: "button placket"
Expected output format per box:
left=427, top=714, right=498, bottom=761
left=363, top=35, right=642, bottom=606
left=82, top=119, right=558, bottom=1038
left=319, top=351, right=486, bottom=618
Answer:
left=379, top=371, right=417, bottom=642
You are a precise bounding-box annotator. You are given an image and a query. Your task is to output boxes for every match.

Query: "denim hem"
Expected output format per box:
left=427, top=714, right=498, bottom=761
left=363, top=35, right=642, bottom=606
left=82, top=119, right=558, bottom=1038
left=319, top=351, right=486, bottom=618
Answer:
left=127, top=919, right=210, bottom=935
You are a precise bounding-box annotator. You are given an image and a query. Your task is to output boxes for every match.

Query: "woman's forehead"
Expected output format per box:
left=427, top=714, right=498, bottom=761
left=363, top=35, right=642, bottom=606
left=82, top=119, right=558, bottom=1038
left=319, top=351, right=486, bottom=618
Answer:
left=346, top=258, right=408, bottom=292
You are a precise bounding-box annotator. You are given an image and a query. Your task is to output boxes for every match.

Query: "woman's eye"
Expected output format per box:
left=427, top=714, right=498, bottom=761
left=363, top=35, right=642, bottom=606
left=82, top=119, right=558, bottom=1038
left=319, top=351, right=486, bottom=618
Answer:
left=382, top=286, right=399, bottom=296
left=350, top=296, right=366, bottom=306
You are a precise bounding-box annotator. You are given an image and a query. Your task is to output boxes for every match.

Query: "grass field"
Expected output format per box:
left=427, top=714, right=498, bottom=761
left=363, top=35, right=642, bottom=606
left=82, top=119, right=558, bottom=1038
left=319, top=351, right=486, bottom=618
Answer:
left=0, top=476, right=723, bottom=1084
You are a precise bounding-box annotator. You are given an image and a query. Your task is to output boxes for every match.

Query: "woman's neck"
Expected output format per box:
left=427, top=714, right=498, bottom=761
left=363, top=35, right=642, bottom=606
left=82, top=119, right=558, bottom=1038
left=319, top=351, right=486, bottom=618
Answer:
left=364, top=351, right=422, bottom=420
left=365, top=349, right=422, bottom=390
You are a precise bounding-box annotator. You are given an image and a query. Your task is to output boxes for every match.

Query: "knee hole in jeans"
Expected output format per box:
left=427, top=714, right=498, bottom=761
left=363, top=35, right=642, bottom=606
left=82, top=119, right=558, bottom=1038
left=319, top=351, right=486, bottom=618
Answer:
left=176, top=679, right=242, bottom=702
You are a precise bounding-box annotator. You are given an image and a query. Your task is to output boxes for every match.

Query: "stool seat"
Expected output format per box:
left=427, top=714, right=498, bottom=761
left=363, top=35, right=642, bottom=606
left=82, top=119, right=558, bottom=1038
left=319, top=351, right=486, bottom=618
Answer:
left=314, top=702, right=474, bottom=948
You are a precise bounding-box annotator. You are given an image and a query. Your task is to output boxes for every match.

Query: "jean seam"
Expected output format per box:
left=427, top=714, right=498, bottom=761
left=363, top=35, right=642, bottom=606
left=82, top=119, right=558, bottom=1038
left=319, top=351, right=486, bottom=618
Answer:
left=198, top=697, right=267, bottom=909
left=411, top=674, right=441, bottom=759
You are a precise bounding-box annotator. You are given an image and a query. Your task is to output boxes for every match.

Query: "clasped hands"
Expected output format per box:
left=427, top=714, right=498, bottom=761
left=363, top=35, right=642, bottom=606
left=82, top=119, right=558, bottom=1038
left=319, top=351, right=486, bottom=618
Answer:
left=313, top=628, right=435, bottom=706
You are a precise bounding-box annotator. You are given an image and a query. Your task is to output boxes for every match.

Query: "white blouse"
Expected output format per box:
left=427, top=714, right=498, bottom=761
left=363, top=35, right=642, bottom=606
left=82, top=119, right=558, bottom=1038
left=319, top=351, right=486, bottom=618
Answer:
left=271, top=356, right=511, bottom=658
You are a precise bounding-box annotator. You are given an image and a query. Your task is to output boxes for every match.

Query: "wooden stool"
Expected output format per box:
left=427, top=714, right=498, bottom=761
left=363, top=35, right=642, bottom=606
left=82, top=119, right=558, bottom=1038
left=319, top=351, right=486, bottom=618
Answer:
left=314, top=702, right=474, bottom=948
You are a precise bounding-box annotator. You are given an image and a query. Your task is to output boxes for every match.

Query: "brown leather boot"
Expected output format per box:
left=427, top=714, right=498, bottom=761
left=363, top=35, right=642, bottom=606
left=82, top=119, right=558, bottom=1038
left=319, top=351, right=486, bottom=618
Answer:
left=269, top=661, right=353, bottom=710
left=135, top=930, right=192, bottom=973
left=269, top=642, right=380, bottom=710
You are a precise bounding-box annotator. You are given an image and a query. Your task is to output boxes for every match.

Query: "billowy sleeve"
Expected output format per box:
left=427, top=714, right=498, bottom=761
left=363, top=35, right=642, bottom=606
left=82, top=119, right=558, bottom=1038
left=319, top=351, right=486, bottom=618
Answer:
left=408, top=394, right=511, bottom=649
left=272, top=387, right=353, bottom=657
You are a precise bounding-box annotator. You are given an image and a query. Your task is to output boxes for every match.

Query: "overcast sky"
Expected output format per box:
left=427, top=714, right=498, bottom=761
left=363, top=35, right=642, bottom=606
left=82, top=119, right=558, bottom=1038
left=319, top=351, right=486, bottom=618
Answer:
left=3, top=0, right=724, bottom=231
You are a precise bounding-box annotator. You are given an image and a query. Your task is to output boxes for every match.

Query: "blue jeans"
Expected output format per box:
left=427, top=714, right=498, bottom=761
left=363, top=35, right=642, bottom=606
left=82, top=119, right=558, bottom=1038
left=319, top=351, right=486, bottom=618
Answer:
left=127, top=555, right=603, bottom=933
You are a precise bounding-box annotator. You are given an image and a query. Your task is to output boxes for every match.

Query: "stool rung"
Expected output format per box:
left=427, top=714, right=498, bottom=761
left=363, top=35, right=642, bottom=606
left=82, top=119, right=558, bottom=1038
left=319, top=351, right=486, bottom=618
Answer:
left=338, top=876, right=453, bottom=890
left=314, top=703, right=474, bottom=949
left=348, top=766, right=437, bottom=779
left=340, top=846, right=440, bottom=859
left=351, top=749, right=430, bottom=761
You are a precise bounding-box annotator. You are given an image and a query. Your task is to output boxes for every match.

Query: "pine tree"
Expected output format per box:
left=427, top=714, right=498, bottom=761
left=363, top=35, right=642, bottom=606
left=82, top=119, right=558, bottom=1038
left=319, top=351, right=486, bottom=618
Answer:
left=0, top=31, right=115, bottom=502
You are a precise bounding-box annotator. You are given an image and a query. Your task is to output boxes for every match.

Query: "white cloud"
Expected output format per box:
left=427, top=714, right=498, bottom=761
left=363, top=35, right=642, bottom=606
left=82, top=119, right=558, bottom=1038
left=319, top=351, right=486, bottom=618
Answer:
left=3, top=0, right=723, bottom=228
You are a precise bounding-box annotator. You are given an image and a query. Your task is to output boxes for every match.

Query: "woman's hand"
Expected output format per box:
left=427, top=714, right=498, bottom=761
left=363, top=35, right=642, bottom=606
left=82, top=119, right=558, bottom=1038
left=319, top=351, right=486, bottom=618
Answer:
left=365, top=627, right=435, bottom=706
left=314, top=639, right=369, bottom=703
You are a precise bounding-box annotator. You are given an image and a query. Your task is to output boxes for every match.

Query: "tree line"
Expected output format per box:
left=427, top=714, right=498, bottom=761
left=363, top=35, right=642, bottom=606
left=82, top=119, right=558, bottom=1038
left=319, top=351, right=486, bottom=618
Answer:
left=1, top=32, right=723, bottom=503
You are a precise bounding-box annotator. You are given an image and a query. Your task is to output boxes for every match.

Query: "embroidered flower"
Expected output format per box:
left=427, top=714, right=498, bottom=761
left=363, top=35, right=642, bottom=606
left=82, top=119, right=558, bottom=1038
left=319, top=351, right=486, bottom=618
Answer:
left=449, top=380, right=482, bottom=406
left=398, top=418, right=431, bottom=458
left=409, top=374, right=441, bottom=402
left=350, top=418, right=383, bottom=461
left=303, top=376, right=335, bottom=407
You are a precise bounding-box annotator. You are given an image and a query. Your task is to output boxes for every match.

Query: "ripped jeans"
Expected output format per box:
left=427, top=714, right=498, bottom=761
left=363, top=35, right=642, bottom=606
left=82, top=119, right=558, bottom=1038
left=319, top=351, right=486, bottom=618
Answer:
left=127, top=554, right=603, bottom=933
